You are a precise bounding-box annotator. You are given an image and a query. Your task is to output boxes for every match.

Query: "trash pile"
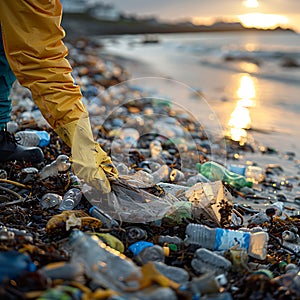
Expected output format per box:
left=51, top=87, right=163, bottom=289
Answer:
left=1, top=38, right=300, bottom=300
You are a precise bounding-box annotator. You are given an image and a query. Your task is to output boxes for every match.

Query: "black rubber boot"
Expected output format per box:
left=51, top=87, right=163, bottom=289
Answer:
left=0, top=129, right=44, bottom=163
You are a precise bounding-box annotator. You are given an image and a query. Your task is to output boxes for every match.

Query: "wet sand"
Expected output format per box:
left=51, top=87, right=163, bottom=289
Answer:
left=97, top=37, right=300, bottom=204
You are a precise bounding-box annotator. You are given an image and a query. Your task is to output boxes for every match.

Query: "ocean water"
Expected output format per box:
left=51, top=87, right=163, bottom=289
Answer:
left=99, top=31, right=300, bottom=156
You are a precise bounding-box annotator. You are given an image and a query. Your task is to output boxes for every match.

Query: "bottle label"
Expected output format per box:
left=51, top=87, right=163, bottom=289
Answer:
left=214, top=228, right=250, bottom=251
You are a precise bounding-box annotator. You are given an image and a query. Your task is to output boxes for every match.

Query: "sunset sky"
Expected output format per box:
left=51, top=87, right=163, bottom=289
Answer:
left=106, top=0, right=300, bottom=32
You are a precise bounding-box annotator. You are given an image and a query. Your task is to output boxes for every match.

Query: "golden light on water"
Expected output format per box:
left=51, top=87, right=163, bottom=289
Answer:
left=244, top=0, right=259, bottom=8
left=237, top=75, right=256, bottom=100
left=227, top=74, right=257, bottom=143
left=238, top=13, right=289, bottom=29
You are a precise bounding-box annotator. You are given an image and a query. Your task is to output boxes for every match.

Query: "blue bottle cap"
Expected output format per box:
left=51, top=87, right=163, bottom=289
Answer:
left=128, top=241, right=154, bottom=256
left=228, top=164, right=246, bottom=176
left=34, top=130, right=50, bottom=147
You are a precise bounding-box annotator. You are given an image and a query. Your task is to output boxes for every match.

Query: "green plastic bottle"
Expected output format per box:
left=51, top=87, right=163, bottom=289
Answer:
left=195, top=161, right=253, bottom=189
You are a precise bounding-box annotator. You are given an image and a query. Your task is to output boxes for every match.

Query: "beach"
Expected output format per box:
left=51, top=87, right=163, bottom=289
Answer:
left=1, top=29, right=300, bottom=299
left=97, top=31, right=300, bottom=157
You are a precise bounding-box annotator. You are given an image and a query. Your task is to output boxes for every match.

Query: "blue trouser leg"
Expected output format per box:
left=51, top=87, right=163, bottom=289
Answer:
left=0, top=29, right=16, bottom=130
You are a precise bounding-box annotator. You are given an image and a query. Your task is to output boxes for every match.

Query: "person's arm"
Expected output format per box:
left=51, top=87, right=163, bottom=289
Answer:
left=0, top=0, right=117, bottom=192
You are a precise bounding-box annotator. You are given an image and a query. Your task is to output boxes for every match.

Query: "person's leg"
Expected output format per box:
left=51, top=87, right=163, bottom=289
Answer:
left=0, top=29, right=15, bottom=130
left=0, top=28, right=44, bottom=163
left=0, top=0, right=87, bottom=131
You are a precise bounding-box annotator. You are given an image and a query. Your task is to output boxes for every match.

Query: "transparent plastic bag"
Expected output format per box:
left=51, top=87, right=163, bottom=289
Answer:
left=185, top=181, right=233, bottom=227
left=87, top=175, right=180, bottom=223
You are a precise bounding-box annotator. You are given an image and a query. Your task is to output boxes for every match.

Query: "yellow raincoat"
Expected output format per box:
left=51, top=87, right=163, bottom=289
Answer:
left=0, top=0, right=118, bottom=192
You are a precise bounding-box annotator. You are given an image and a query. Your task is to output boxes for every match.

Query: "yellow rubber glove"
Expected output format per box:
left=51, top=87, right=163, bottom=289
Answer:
left=55, top=117, right=118, bottom=193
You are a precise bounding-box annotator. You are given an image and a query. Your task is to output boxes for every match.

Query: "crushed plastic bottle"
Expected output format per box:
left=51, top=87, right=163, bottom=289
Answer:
left=153, top=261, right=189, bottom=284
left=180, top=271, right=221, bottom=298
left=69, top=230, right=142, bottom=291
left=40, top=261, right=85, bottom=282
left=184, top=223, right=269, bottom=260
left=19, top=167, right=39, bottom=183
left=196, top=161, right=253, bottom=189
left=89, top=206, right=119, bottom=229
left=15, top=130, right=50, bottom=147
left=134, top=245, right=166, bottom=265
left=128, top=241, right=166, bottom=265
left=157, top=235, right=184, bottom=247
left=59, top=188, right=82, bottom=211
left=6, top=121, right=19, bottom=133
left=39, top=155, right=71, bottom=180
left=152, top=165, right=171, bottom=183
left=266, top=201, right=284, bottom=217
left=0, top=251, right=37, bottom=283
left=191, top=248, right=232, bottom=275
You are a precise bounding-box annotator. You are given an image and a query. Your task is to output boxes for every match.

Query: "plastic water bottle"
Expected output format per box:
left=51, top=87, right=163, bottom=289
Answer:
left=153, top=261, right=189, bottom=284
left=59, top=188, right=82, bottom=210
left=15, top=130, right=50, bottom=147
left=196, top=161, right=253, bottom=189
left=6, top=121, right=19, bottom=133
left=39, top=155, right=71, bottom=180
left=158, top=235, right=184, bottom=247
left=228, top=164, right=265, bottom=183
left=89, top=206, right=119, bottom=228
left=69, top=230, right=142, bottom=291
left=134, top=245, right=166, bottom=265
left=128, top=241, right=166, bottom=265
left=184, top=223, right=269, bottom=260
left=266, top=201, right=284, bottom=217
left=152, top=165, right=170, bottom=183
left=191, top=248, right=232, bottom=275
left=0, top=251, right=37, bottom=283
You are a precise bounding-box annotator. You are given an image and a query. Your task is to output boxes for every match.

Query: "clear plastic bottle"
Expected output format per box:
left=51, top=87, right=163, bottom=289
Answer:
left=186, top=173, right=210, bottom=186
left=39, top=155, right=71, bottom=180
left=191, top=248, right=232, bottom=275
left=184, top=223, right=269, bottom=260
left=89, top=206, right=119, bottom=228
left=134, top=245, right=166, bottom=265
left=228, top=164, right=265, bottom=183
left=132, top=170, right=154, bottom=185
left=153, top=261, right=189, bottom=284
left=69, top=230, right=141, bottom=291
left=15, top=130, right=50, bottom=147
left=6, top=121, right=19, bottom=133
left=169, top=168, right=185, bottom=183
left=59, top=188, right=82, bottom=211
left=196, top=161, right=253, bottom=189
left=267, top=201, right=284, bottom=217
left=157, top=235, right=184, bottom=249
left=152, top=165, right=171, bottom=183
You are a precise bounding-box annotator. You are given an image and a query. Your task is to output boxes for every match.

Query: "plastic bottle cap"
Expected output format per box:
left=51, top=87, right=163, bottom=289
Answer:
left=34, top=131, right=50, bottom=147
left=163, top=246, right=170, bottom=257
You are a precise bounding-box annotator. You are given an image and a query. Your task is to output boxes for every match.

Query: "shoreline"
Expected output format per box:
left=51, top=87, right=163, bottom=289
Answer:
left=94, top=32, right=300, bottom=159
left=61, top=13, right=296, bottom=40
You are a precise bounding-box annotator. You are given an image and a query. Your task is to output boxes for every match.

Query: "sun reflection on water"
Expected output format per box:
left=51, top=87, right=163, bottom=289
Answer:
left=227, top=74, right=257, bottom=143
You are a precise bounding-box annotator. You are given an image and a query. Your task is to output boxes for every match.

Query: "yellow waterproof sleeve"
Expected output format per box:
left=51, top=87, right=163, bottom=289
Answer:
left=0, top=0, right=87, bottom=129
